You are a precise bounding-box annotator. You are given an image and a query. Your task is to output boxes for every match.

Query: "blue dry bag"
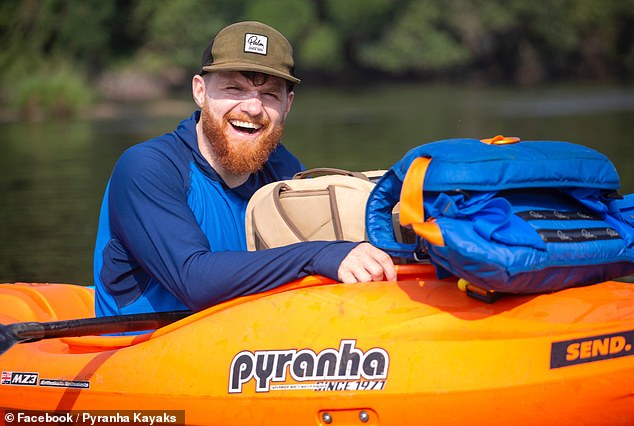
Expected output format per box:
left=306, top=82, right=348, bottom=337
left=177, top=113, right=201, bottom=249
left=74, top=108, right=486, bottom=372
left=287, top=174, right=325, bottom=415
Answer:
left=366, top=136, right=634, bottom=294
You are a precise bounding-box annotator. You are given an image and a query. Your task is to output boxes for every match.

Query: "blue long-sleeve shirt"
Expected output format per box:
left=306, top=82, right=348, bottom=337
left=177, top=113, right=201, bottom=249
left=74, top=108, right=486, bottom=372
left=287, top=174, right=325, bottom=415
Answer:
left=94, top=111, right=357, bottom=316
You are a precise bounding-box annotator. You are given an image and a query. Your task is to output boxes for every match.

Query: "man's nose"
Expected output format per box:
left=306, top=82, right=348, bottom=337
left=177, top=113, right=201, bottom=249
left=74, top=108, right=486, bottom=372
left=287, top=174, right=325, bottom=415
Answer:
left=240, top=93, right=263, bottom=116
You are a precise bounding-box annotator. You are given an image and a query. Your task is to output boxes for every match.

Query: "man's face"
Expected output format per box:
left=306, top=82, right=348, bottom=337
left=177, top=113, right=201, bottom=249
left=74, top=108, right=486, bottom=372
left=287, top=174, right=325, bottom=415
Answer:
left=199, top=71, right=294, bottom=176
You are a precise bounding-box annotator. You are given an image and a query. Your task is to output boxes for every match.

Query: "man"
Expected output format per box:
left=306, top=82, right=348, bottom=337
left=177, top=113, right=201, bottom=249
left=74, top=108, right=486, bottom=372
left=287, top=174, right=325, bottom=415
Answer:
left=93, top=21, right=395, bottom=317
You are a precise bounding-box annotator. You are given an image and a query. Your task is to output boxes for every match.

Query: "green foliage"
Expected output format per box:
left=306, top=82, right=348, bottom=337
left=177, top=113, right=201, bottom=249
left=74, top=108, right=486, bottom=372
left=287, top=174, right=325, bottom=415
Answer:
left=358, top=0, right=469, bottom=73
left=299, top=24, right=345, bottom=72
left=323, top=0, right=394, bottom=38
left=0, top=0, right=632, bottom=120
left=244, top=0, right=315, bottom=42
left=12, top=63, right=92, bottom=120
left=131, top=1, right=229, bottom=71
left=0, top=0, right=114, bottom=74
left=0, top=0, right=106, bottom=119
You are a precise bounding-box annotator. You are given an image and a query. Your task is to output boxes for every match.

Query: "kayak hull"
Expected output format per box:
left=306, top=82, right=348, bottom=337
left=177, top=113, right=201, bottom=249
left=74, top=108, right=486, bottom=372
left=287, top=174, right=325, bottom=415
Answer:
left=1, top=266, right=633, bottom=425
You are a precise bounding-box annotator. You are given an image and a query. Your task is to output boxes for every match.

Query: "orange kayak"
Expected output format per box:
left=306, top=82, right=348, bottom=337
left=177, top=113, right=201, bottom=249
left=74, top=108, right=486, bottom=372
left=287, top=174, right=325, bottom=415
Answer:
left=0, top=264, right=633, bottom=425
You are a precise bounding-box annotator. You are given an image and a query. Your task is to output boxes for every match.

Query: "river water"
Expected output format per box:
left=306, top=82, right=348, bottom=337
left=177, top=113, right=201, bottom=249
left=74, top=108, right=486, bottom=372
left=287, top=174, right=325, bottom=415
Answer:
left=0, top=84, right=632, bottom=284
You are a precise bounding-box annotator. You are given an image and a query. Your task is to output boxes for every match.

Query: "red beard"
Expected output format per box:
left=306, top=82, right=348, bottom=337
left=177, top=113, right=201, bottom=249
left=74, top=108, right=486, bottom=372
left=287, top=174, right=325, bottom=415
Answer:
left=201, top=102, right=283, bottom=176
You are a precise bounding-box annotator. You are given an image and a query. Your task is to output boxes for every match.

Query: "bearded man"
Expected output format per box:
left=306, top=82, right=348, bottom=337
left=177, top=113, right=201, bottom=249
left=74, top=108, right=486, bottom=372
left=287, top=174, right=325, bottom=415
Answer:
left=94, top=21, right=395, bottom=317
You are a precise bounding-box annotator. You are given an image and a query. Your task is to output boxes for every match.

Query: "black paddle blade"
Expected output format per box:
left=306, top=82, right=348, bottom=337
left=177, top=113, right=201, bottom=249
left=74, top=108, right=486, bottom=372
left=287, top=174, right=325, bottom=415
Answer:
left=0, top=310, right=191, bottom=356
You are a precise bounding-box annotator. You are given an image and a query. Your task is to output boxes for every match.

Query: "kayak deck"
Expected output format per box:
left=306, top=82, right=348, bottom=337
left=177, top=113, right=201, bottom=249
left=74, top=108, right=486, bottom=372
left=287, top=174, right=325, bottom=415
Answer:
left=0, top=265, right=633, bottom=425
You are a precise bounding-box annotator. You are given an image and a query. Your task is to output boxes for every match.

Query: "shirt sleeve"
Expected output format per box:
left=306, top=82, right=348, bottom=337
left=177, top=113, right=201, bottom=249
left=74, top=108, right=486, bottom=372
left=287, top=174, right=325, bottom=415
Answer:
left=107, top=144, right=357, bottom=312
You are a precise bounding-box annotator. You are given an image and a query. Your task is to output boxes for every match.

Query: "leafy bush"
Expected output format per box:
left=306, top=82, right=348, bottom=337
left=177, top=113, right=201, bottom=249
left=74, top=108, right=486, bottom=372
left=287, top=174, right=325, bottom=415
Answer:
left=12, top=65, right=92, bottom=120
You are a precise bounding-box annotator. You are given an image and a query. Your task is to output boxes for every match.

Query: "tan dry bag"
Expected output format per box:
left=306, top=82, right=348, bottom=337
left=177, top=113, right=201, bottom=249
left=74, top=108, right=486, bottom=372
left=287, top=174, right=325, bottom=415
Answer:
left=245, top=168, right=385, bottom=251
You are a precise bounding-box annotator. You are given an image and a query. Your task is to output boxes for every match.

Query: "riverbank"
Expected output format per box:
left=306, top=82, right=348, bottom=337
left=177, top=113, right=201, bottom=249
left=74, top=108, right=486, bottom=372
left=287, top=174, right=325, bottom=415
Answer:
left=0, top=97, right=195, bottom=123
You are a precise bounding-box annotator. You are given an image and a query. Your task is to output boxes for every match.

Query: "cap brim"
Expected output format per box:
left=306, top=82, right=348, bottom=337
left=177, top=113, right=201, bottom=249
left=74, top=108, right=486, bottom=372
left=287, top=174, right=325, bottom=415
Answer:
left=202, top=62, right=300, bottom=84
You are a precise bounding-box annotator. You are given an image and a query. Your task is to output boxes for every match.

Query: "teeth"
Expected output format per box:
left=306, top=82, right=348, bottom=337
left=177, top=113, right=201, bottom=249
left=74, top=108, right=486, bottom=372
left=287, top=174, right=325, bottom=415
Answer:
left=230, top=120, right=261, bottom=130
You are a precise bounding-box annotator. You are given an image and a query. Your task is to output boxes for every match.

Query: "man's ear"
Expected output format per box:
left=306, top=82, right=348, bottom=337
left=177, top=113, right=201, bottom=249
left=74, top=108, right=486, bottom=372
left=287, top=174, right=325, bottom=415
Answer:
left=283, top=91, right=295, bottom=120
left=192, top=74, right=206, bottom=108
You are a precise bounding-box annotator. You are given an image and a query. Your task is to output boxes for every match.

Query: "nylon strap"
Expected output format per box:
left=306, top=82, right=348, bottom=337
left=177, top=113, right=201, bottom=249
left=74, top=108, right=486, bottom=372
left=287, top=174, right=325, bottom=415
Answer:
left=399, top=157, right=445, bottom=247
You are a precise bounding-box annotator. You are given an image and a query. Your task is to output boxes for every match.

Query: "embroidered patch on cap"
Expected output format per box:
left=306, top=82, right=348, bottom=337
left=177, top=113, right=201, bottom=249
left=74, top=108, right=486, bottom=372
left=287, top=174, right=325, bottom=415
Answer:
left=244, top=33, right=268, bottom=55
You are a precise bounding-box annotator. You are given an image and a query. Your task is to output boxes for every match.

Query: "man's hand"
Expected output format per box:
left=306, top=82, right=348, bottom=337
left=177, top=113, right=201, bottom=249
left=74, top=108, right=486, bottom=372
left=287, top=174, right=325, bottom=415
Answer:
left=337, top=242, right=397, bottom=283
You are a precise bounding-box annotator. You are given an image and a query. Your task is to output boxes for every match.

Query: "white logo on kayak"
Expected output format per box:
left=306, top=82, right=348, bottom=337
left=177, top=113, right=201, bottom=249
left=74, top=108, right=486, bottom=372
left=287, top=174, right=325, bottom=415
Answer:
left=1, top=371, right=38, bottom=386
left=229, top=339, right=389, bottom=393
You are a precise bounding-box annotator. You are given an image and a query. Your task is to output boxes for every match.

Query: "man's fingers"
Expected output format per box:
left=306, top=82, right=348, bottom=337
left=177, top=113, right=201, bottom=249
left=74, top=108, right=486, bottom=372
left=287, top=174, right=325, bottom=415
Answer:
left=338, top=269, right=357, bottom=284
left=376, top=251, right=397, bottom=281
left=337, top=243, right=396, bottom=283
left=367, top=247, right=396, bottom=281
left=365, top=261, right=385, bottom=281
left=338, top=257, right=371, bottom=283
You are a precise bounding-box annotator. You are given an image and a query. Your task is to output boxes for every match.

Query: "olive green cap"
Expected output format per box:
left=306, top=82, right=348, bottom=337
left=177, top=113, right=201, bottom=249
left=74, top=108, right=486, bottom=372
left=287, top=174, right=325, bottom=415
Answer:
left=201, top=21, right=300, bottom=84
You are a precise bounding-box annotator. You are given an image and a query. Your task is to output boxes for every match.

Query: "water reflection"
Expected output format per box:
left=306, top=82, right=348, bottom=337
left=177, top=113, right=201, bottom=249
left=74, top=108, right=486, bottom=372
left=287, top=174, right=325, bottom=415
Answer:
left=0, top=84, right=632, bottom=284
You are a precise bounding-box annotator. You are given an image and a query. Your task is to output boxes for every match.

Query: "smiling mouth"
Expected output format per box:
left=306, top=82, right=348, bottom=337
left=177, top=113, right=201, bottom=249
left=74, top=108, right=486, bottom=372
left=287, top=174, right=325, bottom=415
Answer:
left=229, top=119, right=262, bottom=135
